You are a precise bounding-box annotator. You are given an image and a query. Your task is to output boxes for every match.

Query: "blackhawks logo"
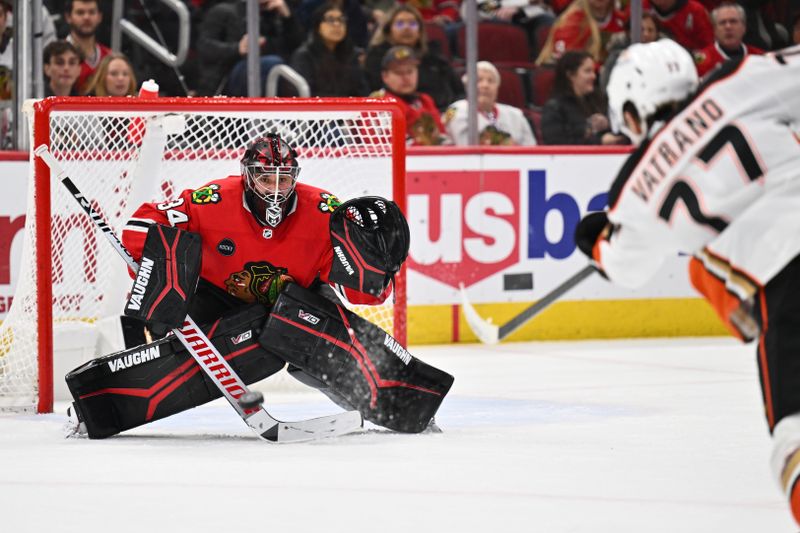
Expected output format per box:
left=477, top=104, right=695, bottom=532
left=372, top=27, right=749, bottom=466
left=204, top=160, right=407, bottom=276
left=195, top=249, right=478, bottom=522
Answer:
left=224, top=261, right=294, bottom=305
left=191, top=184, right=221, bottom=204
left=318, top=192, right=341, bottom=213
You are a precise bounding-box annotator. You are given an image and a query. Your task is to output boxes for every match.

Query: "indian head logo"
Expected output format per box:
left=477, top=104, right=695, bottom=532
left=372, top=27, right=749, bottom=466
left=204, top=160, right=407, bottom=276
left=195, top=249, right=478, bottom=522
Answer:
left=318, top=192, right=341, bottom=214
left=224, top=261, right=294, bottom=305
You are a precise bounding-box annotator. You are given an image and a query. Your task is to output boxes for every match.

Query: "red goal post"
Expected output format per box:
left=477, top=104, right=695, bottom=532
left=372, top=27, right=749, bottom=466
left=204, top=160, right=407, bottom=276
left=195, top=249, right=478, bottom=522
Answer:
left=3, top=96, right=406, bottom=413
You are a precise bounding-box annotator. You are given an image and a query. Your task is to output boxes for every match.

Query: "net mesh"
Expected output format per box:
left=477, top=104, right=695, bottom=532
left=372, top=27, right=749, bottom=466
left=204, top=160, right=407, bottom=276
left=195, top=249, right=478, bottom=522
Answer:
left=1, top=101, right=401, bottom=411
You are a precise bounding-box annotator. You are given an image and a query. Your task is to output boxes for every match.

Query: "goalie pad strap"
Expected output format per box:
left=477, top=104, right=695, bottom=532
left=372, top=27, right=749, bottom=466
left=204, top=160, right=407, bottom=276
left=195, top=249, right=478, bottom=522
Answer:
left=67, top=304, right=283, bottom=439
left=124, top=224, right=202, bottom=335
left=260, top=284, right=453, bottom=433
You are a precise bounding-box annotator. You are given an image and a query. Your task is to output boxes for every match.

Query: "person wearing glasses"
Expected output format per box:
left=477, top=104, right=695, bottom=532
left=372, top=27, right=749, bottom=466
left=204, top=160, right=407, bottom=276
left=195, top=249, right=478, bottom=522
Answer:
left=364, top=4, right=463, bottom=111
left=290, top=2, right=369, bottom=96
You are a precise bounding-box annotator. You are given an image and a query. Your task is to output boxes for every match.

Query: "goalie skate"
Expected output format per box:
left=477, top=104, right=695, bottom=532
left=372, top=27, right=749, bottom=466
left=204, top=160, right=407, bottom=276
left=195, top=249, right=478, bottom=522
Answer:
left=65, top=403, right=87, bottom=438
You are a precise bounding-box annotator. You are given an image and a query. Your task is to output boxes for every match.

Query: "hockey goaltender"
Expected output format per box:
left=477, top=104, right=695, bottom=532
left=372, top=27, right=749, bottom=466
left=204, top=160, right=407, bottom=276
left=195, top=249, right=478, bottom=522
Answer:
left=63, top=133, right=453, bottom=439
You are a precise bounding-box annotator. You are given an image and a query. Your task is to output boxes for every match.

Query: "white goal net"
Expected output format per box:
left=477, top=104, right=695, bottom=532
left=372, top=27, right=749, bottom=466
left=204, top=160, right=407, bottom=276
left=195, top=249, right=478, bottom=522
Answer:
left=0, top=97, right=406, bottom=412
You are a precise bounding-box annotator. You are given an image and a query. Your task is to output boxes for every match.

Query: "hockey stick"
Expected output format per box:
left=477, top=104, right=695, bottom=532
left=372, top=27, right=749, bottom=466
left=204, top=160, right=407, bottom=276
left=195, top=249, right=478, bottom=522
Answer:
left=459, top=264, right=597, bottom=344
left=36, top=145, right=363, bottom=443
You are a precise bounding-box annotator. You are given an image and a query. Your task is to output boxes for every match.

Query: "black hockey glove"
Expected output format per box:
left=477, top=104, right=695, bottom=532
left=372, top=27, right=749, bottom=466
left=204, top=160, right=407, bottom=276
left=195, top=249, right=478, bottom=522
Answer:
left=124, top=224, right=202, bottom=336
left=329, top=196, right=410, bottom=297
left=575, top=211, right=609, bottom=259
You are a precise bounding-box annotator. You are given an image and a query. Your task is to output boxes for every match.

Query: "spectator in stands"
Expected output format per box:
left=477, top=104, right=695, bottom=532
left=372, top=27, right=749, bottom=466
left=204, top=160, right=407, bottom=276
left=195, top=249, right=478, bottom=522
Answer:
left=0, top=0, right=11, bottom=100
left=444, top=61, right=537, bottom=146
left=365, top=4, right=463, bottom=111
left=400, top=0, right=460, bottom=26
left=469, top=0, right=555, bottom=58
left=64, top=0, right=112, bottom=94
left=536, top=0, right=626, bottom=66
left=290, top=2, right=368, bottom=96
left=44, top=40, right=82, bottom=97
left=601, top=12, right=663, bottom=89
left=370, top=45, right=449, bottom=146
left=540, top=50, right=625, bottom=145
left=7, top=2, right=57, bottom=48
left=295, top=0, right=370, bottom=48
left=361, top=0, right=395, bottom=34
left=740, top=0, right=789, bottom=51
left=196, top=0, right=305, bottom=96
left=645, top=0, right=714, bottom=52
left=694, top=2, right=763, bottom=77
left=83, top=52, right=137, bottom=96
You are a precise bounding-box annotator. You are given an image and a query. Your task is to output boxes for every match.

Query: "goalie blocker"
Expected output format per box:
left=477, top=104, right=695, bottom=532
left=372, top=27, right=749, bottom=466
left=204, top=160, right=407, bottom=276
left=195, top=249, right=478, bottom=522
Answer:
left=262, top=284, right=454, bottom=433
left=124, top=223, right=202, bottom=336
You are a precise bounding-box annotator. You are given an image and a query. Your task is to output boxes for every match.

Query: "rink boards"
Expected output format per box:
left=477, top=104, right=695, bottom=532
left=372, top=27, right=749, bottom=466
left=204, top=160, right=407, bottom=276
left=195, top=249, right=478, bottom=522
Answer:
left=0, top=149, right=727, bottom=344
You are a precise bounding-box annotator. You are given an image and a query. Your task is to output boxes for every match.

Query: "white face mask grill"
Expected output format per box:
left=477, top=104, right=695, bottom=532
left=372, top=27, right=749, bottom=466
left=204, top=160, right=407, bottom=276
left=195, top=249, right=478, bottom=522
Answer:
left=242, top=164, right=301, bottom=227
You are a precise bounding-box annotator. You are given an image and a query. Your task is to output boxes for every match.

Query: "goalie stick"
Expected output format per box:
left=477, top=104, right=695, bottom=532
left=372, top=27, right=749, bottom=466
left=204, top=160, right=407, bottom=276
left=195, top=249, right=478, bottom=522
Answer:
left=35, top=145, right=363, bottom=443
left=459, top=264, right=597, bottom=344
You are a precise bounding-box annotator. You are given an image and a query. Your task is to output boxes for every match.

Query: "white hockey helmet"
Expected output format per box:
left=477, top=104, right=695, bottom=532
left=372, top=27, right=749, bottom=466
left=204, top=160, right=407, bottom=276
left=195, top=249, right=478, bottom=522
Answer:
left=607, top=39, right=699, bottom=145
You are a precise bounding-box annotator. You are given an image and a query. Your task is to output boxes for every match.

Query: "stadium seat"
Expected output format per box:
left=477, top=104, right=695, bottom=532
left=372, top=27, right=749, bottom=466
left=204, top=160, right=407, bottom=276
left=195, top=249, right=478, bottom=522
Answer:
left=523, top=107, right=543, bottom=144
left=456, top=22, right=533, bottom=66
left=532, top=21, right=552, bottom=58
left=425, top=21, right=452, bottom=60
left=529, top=65, right=556, bottom=107
left=496, top=67, right=528, bottom=109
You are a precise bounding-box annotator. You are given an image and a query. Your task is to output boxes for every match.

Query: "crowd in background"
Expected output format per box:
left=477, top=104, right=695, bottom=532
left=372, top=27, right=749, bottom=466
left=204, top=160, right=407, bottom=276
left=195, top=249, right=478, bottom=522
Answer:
left=0, top=0, right=798, bottom=149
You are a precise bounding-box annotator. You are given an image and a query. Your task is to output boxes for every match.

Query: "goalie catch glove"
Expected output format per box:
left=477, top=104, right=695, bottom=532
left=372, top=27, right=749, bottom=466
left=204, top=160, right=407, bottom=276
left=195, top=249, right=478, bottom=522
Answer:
left=124, top=224, right=202, bottom=336
left=329, top=196, right=410, bottom=297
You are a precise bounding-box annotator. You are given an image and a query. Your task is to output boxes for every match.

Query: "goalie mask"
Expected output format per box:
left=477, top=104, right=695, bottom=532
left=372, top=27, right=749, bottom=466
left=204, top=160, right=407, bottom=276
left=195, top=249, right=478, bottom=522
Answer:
left=241, top=134, right=301, bottom=227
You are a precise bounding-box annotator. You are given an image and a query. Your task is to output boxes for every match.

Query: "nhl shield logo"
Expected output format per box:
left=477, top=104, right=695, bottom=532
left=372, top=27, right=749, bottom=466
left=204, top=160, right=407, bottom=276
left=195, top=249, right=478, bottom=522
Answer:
left=263, top=228, right=273, bottom=239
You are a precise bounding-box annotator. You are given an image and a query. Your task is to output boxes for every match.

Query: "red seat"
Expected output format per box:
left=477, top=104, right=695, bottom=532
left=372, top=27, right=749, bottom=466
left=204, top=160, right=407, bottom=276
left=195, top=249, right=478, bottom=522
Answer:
left=529, top=65, right=556, bottom=107
left=532, top=21, right=552, bottom=58
left=523, top=107, right=543, bottom=144
left=424, top=22, right=452, bottom=60
left=496, top=67, right=527, bottom=109
left=456, top=22, right=532, bottom=65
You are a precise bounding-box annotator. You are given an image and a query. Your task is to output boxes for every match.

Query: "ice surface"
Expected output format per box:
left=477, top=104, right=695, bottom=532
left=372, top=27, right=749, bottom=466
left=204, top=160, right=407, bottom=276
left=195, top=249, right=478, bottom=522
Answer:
left=0, top=338, right=795, bottom=532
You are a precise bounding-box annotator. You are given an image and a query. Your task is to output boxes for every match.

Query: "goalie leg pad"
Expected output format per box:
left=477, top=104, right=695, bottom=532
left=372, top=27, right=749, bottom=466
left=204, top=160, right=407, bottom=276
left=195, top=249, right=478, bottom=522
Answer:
left=260, top=284, right=454, bottom=433
left=66, top=304, right=284, bottom=439
left=124, top=224, right=202, bottom=336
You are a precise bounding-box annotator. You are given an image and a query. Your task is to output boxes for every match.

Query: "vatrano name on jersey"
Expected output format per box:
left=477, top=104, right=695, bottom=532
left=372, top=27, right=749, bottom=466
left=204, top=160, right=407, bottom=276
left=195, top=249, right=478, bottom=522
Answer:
left=629, top=97, right=723, bottom=203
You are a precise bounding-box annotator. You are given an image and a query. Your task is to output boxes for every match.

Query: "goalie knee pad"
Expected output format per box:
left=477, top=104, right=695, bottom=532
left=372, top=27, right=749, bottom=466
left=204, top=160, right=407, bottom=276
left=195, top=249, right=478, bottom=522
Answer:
left=124, top=223, right=202, bottom=336
left=329, top=196, right=410, bottom=297
left=66, top=304, right=284, bottom=439
left=260, top=284, right=453, bottom=433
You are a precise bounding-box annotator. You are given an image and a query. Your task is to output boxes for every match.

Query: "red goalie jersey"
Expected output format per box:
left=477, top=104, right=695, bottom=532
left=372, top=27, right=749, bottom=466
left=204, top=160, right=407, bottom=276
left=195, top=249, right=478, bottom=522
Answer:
left=121, top=176, right=389, bottom=307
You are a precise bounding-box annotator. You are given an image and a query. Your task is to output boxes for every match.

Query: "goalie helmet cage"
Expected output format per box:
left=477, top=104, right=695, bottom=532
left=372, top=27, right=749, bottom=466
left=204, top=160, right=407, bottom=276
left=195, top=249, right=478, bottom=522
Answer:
left=4, top=96, right=407, bottom=413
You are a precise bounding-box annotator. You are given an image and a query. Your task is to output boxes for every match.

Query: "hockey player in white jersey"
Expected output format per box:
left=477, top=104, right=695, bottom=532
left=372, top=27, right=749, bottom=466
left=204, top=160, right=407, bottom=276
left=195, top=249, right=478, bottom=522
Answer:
left=574, top=39, right=800, bottom=525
